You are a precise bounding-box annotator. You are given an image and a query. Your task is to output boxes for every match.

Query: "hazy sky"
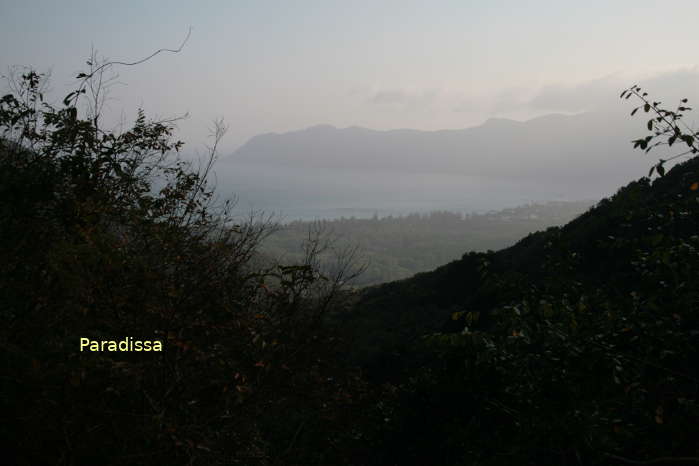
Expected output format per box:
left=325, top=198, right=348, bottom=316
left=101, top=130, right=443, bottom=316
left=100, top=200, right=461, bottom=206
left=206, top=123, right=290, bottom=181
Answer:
left=2, top=0, right=699, bottom=153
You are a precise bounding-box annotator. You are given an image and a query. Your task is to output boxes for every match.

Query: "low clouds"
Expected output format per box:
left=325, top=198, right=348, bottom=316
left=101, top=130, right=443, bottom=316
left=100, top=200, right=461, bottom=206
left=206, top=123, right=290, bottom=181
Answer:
left=339, top=67, right=699, bottom=132
left=526, top=74, right=622, bottom=112
left=461, top=67, right=699, bottom=119
left=524, top=67, right=699, bottom=114
left=370, top=90, right=408, bottom=104
left=368, top=88, right=440, bottom=108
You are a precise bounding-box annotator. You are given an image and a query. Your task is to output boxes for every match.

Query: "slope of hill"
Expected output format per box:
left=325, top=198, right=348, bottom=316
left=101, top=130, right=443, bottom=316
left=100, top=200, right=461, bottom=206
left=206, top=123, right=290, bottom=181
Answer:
left=342, top=156, right=699, bottom=465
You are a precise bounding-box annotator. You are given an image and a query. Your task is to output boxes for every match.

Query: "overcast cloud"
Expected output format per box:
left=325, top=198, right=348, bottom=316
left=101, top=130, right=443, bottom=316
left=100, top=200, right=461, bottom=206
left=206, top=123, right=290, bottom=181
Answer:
left=2, top=0, right=699, bottom=152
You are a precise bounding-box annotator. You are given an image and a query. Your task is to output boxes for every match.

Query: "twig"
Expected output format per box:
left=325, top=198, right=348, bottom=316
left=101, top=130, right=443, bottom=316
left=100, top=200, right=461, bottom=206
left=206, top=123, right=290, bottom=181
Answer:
left=85, top=27, right=191, bottom=79
left=67, top=27, right=192, bottom=106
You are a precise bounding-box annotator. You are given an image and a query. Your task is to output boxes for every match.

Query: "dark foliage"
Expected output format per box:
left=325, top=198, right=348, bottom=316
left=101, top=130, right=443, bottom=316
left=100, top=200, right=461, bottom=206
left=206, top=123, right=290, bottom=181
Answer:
left=3, top=61, right=698, bottom=466
left=348, top=154, right=699, bottom=465
left=0, top=67, right=377, bottom=466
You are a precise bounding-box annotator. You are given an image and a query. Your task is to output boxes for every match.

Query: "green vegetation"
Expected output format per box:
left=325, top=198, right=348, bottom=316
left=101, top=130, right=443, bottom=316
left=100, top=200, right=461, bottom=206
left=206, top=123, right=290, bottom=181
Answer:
left=340, top=89, right=699, bottom=465
left=262, top=202, right=594, bottom=286
left=0, top=63, right=373, bottom=465
left=2, top=56, right=698, bottom=466
left=346, top=157, right=699, bottom=464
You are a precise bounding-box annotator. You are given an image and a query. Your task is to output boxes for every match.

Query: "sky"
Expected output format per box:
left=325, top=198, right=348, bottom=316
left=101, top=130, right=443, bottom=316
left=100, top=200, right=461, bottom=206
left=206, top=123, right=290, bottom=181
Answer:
left=2, top=0, right=699, bottom=153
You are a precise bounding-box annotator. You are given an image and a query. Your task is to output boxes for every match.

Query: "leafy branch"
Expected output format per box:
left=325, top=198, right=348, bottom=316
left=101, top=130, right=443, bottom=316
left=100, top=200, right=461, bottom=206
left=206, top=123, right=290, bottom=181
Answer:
left=621, top=85, right=699, bottom=176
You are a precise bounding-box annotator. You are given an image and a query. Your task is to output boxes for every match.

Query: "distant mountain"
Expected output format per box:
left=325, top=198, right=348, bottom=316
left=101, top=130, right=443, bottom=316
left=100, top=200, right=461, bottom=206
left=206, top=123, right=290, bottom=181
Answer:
left=227, top=111, right=653, bottom=186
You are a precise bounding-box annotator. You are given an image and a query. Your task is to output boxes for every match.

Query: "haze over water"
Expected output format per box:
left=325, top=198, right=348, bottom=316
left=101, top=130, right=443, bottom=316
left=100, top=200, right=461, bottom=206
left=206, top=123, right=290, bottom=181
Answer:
left=214, top=162, right=599, bottom=221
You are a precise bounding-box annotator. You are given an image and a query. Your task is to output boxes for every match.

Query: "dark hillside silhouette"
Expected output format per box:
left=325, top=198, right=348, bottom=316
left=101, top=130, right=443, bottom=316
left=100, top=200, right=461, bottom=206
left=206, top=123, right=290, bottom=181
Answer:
left=345, top=147, right=699, bottom=465
left=2, top=54, right=698, bottom=465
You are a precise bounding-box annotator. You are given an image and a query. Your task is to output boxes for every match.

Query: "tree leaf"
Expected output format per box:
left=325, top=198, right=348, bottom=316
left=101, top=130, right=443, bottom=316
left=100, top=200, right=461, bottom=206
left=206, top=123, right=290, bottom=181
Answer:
left=62, top=91, right=76, bottom=106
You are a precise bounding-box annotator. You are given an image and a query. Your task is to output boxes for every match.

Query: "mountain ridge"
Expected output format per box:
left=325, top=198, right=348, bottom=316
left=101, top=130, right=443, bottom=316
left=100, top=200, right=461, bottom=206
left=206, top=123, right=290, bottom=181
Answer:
left=228, top=111, right=588, bottom=154
left=225, top=110, right=651, bottom=189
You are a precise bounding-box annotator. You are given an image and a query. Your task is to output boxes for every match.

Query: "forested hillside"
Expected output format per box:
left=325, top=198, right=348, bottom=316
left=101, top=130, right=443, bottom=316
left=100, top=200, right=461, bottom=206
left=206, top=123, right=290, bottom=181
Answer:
left=343, top=154, right=699, bottom=465
left=3, top=63, right=699, bottom=466
left=262, top=201, right=594, bottom=285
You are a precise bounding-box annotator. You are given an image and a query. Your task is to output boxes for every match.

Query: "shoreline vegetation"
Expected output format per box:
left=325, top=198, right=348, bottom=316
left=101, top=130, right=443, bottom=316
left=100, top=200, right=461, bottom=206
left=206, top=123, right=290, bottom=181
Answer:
left=261, top=200, right=596, bottom=286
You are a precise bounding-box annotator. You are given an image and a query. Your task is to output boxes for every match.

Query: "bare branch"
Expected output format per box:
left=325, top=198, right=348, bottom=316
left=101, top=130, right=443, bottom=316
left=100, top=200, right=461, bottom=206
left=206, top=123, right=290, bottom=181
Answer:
left=67, top=27, right=192, bottom=107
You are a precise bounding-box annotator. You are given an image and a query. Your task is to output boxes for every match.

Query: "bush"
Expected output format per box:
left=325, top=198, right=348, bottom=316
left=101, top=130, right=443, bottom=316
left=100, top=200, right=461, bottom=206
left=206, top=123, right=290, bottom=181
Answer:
left=1, top=60, right=370, bottom=465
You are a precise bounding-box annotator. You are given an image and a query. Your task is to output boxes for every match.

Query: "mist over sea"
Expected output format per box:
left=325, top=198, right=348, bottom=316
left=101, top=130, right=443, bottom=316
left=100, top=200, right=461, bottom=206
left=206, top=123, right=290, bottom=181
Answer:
left=212, top=162, right=611, bottom=221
